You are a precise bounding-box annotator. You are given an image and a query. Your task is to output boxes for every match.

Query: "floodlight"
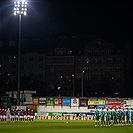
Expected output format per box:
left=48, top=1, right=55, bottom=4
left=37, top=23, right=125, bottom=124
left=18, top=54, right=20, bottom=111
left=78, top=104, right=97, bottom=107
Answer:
left=14, top=1, right=27, bottom=15
left=24, top=11, right=27, bottom=16
left=17, top=11, right=20, bottom=14
left=14, top=11, right=16, bottom=15
left=13, top=0, right=28, bottom=106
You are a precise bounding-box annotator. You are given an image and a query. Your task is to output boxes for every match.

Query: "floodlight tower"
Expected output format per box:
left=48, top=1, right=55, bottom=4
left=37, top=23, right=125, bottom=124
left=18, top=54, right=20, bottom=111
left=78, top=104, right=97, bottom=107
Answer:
left=14, top=1, right=27, bottom=105
left=81, top=71, right=84, bottom=97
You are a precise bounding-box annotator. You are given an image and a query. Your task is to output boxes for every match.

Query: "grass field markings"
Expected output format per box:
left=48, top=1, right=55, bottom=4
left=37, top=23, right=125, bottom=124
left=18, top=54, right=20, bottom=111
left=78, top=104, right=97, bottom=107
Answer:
left=0, top=120, right=133, bottom=132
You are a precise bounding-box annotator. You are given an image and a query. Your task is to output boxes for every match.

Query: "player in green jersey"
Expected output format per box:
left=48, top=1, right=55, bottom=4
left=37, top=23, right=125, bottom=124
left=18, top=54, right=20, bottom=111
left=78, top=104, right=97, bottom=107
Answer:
left=121, top=108, right=125, bottom=125
left=131, top=108, right=133, bottom=125
left=105, top=108, right=110, bottom=126
left=117, top=107, right=122, bottom=124
left=100, top=108, right=105, bottom=126
left=113, top=108, right=118, bottom=124
left=109, top=108, right=114, bottom=126
left=94, top=108, right=100, bottom=126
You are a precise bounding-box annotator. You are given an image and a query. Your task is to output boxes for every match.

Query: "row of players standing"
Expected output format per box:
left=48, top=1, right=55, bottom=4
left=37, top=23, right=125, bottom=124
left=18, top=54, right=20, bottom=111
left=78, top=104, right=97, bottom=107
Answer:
left=0, top=108, right=34, bottom=122
left=94, top=108, right=133, bottom=126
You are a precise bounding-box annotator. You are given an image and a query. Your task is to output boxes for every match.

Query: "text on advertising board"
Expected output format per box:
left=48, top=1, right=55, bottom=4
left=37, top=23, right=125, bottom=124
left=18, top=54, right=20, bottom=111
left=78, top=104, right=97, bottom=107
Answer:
left=88, top=100, right=105, bottom=105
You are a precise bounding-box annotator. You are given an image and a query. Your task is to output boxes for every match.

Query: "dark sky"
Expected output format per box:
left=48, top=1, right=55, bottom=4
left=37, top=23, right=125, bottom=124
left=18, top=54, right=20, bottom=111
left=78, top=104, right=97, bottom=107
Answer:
left=0, top=0, right=132, bottom=44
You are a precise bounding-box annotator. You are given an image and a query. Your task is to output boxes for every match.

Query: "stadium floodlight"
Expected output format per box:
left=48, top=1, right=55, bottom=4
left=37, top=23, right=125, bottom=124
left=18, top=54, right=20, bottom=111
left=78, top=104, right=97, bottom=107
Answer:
left=72, top=74, right=75, bottom=97
left=14, top=1, right=27, bottom=16
left=14, top=1, right=28, bottom=106
left=81, top=70, right=85, bottom=97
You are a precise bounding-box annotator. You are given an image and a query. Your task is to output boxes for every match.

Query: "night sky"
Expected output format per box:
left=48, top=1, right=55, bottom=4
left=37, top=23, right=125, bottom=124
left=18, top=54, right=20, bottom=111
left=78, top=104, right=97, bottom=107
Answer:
left=0, top=0, right=132, bottom=46
left=0, top=0, right=132, bottom=97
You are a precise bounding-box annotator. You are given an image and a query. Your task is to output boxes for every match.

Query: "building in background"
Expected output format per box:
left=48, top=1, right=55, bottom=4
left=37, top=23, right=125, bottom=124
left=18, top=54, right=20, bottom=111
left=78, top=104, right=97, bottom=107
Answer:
left=45, top=48, right=75, bottom=97
left=0, top=51, right=45, bottom=97
left=0, top=38, right=131, bottom=98
left=75, top=38, right=131, bottom=97
left=6, top=90, right=36, bottom=105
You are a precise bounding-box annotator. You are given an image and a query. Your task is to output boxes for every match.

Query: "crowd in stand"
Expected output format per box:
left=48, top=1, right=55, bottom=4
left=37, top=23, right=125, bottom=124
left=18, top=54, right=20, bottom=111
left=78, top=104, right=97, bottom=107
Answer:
left=0, top=108, right=34, bottom=122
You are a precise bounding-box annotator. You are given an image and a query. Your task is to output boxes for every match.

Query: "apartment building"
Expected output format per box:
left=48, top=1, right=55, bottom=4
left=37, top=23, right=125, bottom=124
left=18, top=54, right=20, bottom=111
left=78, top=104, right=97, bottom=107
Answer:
left=0, top=38, right=131, bottom=97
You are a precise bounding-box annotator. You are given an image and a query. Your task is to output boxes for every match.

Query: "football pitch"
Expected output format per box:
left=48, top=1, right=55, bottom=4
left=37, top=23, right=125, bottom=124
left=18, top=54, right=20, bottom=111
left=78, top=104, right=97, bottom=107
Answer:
left=0, top=120, right=133, bottom=133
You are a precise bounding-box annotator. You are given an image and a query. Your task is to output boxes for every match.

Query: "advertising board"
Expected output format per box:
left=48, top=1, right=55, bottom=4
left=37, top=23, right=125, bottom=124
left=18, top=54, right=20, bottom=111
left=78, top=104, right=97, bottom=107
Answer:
left=62, top=98, right=70, bottom=106
left=80, top=98, right=88, bottom=107
left=39, top=97, right=46, bottom=104
left=105, top=100, right=124, bottom=108
left=71, top=98, right=79, bottom=107
left=33, top=98, right=39, bottom=105
left=88, top=100, right=105, bottom=105
left=54, top=98, right=62, bottom=106
left=46, top=98, right=54, bottom=106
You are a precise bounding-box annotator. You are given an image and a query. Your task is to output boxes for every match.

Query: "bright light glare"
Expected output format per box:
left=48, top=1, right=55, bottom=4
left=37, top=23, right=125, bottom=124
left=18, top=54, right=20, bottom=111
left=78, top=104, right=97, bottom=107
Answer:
left=14, top=11, right=16, bottom=15
left=24, top=11, right=27, bottom=16
left=14, top=1, right=27, bottom=15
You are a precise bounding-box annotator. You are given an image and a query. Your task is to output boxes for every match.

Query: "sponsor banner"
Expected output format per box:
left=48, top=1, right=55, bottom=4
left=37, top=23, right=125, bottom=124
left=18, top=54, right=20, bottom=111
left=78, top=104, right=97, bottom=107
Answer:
left=62, top=98, right=70, bottom=106
left=39, top=97, right=46, bottom=104
left=106, top=104, right=123, bottom=109
left=105, top=100, right=124, bottom=109
left=33, top=98, right=39, bottom=105
left=105, top=100, right=124, bottom=105
left=56, top=112, right=62, bottom=116
left=40, top=112, right=45, bottom=116
left=80, top=98, right=88, bottom=107
left=44, top=112, right=48, bottom=116
left=88, top=100, right=105, bottom=105
left=46, top=98, right=54, bottom=106
left=71, top=98, right=79, bottom=107
left=52, top=112, right=62, bottom=116
left=35, top=113, right=48, bottom=116
left=124, top=100, right=133, bottom=105
left=88, top=105, right=96, bottom=109
left=123, top=104, right=133, bottom=108
left=79, top=113, right=87, bottom=116
left=63, top=113, right=76, bottom=116
left=54, top=98, right=62, bottom=106
left=48, top=112, right=53, bottom=116
left=35, top=113, right=41, bottom=116
left=11, top=106, right=26, bottom=110
left=88, top=105, right=105, bottom=109
left=96, top=105, right=105, bottom=109
left=123, top=100, right=133, bottom=108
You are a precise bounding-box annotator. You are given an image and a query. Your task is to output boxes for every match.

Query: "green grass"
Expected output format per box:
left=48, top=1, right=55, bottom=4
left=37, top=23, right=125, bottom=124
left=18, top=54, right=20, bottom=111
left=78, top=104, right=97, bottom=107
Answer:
left=0, top=120, right=133, bottom=133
